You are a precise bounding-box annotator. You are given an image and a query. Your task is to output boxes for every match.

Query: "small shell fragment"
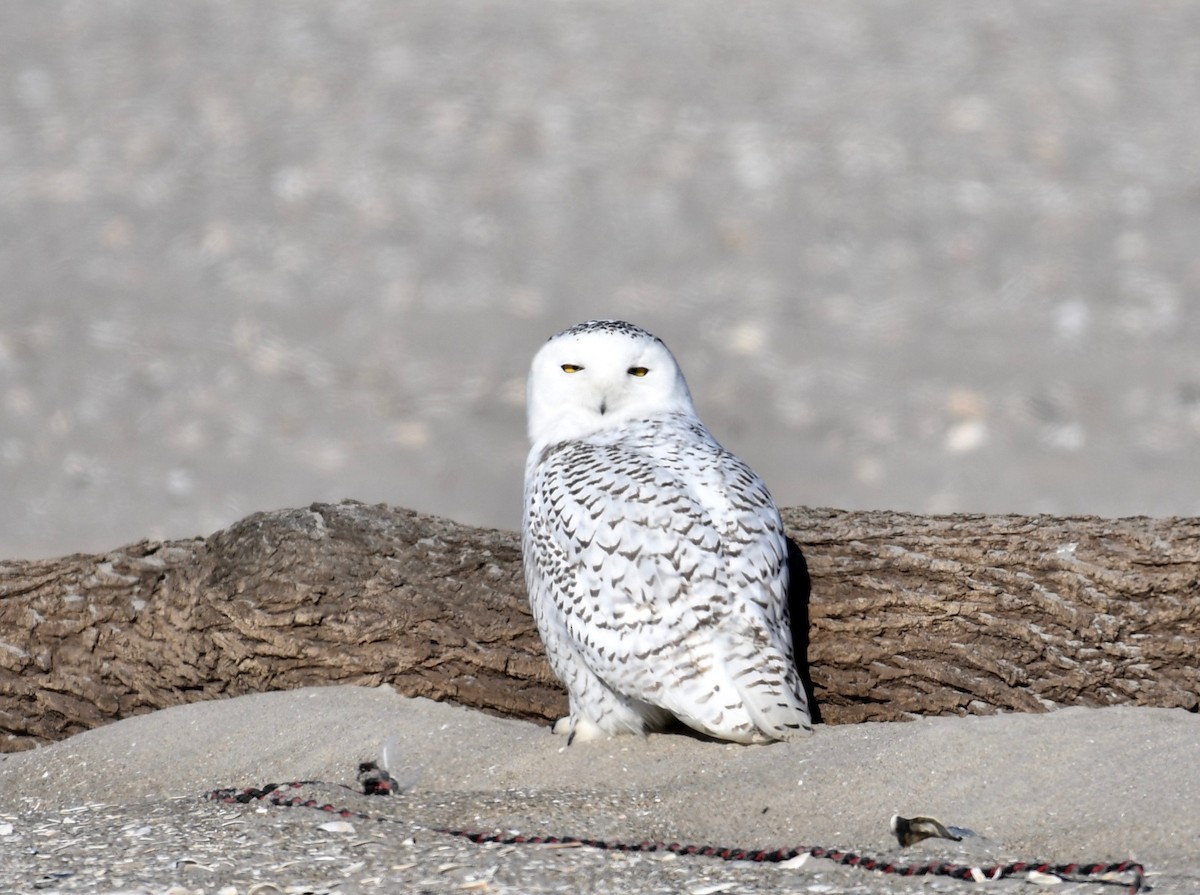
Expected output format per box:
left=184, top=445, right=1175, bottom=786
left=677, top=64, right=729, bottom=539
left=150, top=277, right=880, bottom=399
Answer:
left=891, top=814, right=964, bottom=847
left=1027, top=870, right=1065, bottom=885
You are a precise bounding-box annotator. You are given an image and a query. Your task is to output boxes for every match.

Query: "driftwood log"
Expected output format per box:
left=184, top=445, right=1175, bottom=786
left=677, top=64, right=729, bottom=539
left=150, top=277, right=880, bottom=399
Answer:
left=1, top=500, right=1197, bottom=752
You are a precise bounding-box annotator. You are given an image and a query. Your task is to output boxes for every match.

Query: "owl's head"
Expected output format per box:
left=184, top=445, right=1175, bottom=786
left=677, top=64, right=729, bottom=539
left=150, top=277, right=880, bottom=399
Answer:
left=526, top=320, right=697, bottom=444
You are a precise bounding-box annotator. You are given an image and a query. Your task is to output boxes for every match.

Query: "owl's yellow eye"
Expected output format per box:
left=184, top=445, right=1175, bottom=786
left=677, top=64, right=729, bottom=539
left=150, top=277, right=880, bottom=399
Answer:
left=627, top=366, right=649, bottom=377
left=560, top=363, right=583, bottom=373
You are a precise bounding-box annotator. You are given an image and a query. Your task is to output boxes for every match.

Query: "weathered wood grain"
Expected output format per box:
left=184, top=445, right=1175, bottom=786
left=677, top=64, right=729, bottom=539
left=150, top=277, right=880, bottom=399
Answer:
left=1, top=501, right=1196, bottom=751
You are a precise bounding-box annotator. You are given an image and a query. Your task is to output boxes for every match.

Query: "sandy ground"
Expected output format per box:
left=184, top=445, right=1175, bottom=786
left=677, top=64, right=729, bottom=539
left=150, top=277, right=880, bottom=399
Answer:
left=1, top=686, right=1196, bottom=894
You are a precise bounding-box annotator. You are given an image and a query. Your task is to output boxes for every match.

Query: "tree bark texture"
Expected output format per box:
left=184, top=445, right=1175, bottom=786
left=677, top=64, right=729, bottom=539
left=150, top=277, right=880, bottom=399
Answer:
left=1, top=501, right=1197, bottom=751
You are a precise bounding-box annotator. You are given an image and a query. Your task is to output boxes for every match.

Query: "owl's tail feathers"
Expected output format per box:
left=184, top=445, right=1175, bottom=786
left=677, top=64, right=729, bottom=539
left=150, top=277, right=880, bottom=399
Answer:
left=662, top=650, right=814, bottom=744
left=727, top=651, right=814, bottom=743
left=678, top=681, right=811, bottom=744
left=741, top=682, right=813, bottom=742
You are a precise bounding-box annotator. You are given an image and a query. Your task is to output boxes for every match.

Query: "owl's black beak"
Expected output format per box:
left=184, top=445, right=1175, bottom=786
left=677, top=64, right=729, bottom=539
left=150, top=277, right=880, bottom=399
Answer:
left=599, top=399, right=607, bottom=415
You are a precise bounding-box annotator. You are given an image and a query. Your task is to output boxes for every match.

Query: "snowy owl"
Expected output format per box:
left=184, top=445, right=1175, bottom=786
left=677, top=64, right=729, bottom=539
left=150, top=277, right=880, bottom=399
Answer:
left=522, top=319, right=812, bottom=744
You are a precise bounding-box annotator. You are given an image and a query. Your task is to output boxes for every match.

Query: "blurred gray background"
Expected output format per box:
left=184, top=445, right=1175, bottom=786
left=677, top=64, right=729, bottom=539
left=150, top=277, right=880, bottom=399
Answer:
left=2, top=2, right=1199, bottom=560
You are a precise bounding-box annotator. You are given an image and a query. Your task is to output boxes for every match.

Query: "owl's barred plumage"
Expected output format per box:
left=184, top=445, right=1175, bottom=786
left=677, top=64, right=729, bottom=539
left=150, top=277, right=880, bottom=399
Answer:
left=522, top=320, right=812, bottom=744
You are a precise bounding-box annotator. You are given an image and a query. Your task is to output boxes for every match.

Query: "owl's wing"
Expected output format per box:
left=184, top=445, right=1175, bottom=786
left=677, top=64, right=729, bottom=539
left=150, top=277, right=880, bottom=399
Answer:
left=525, top=424, right=810, bottom=742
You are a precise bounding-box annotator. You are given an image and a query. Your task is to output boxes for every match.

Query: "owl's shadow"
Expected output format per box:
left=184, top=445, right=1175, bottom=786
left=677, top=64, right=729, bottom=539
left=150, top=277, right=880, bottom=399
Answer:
left=786, top=538, right=823, bottom=724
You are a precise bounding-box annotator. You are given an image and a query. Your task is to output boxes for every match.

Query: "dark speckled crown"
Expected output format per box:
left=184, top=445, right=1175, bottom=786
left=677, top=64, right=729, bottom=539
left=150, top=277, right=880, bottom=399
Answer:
left=551, top=319, right=664, bottom=345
